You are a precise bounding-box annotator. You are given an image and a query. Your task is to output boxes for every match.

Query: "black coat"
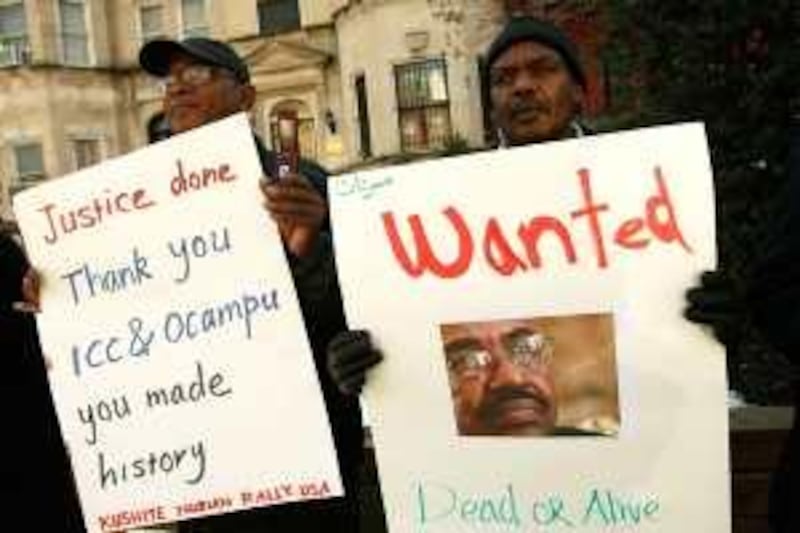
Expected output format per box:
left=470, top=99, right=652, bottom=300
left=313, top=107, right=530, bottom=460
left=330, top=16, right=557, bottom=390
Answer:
left=0, top=233, right=85, bottom=531
left=747, top=124, right=800, bottom=533
left=255, top=135, right=364, bottom=486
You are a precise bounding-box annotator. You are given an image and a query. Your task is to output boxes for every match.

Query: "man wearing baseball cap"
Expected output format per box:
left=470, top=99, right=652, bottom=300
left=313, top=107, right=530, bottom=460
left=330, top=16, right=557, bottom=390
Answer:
left=138, top=37, right=364, bottom=532
left=139, top=38, right=253, bottom=133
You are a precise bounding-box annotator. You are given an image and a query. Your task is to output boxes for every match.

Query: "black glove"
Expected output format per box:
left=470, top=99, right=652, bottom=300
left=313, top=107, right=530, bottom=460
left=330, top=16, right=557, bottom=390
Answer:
left=684, top=269, right=746, bottom=347
left=326, top=329, right=383, bottom=395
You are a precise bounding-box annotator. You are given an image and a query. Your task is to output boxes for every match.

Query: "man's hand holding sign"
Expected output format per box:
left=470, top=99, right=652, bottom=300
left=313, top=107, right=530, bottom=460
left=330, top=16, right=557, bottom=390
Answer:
left=260, top=175, right=327, bottom=259
left=13, top=35, right=364, bottom=533
left=13, top=115, right=344, bottom=533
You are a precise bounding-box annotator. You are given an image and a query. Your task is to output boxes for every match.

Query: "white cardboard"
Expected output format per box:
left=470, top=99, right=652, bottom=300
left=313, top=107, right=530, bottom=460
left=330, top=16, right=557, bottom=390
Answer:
left=13, top=114, right=342, bottom=532
left=330, top=123, right=729, bottom=532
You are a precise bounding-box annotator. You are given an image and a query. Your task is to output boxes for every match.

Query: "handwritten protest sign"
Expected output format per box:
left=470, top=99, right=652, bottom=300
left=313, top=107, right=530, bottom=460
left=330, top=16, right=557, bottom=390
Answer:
left=330, top=123, right=729, bottom=532
left=13, top=114, right=341, bottom=532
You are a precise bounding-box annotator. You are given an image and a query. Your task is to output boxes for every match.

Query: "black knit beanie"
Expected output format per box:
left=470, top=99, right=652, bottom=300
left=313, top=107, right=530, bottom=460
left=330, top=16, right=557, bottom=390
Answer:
left=485, top=16, right=586, bottom=89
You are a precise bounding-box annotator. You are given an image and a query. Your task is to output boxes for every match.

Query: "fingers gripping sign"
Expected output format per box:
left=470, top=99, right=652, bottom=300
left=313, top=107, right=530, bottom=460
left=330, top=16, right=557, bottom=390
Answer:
left=260, top=173, right=327, bottom=259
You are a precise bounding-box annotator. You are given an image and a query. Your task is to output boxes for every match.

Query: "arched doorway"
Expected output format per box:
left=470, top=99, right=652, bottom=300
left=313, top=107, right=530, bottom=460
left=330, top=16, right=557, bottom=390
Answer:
left=268, top=100, right=316, bottom=159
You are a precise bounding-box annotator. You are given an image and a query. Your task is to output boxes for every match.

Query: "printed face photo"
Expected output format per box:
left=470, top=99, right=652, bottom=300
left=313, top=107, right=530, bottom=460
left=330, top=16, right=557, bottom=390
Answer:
left=440, top=313, right=620, bottom=437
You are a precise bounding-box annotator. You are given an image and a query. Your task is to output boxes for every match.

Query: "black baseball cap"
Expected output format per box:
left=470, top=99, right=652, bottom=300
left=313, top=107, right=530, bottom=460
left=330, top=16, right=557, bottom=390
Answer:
left=139, top=37, right=250, bottom=83
left=485, top=16, right=586, bottom=88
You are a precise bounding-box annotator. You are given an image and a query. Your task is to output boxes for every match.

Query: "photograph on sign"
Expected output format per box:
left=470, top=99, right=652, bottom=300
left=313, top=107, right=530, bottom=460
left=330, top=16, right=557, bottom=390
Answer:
left=440, top=313, right=619, bottom=438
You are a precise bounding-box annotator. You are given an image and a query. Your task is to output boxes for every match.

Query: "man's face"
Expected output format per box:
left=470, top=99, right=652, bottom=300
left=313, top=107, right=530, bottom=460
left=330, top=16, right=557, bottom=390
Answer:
left=163, top=54, right=253, bottom=134
left=489, top=40, right=582, bottom=146
left=442, top=320, right=557, bottom=436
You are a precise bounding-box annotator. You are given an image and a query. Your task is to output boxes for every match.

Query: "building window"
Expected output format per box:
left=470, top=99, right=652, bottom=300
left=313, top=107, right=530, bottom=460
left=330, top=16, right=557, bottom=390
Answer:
left=59, top=0, right=90, bottom=66
left=355, top=74, right=372, bottom=158
left=0, top=0, right=30, bottom=66
left=72, top=138, right=101, bottom=170
left=257, top=0, right=300, bottom=36
left=477, top=55, right=493, bottom=144
left=181, top=0, right=208, bottom=38
left=140, top=4, right=165, bottom=43
left=11, top=142, right=45, bottom=192
left=394, top=58, right=452, bottom=152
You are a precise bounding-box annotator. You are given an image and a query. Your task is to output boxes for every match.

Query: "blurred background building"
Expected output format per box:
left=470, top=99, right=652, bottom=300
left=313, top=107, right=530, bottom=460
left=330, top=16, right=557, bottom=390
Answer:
left=0, top=0, right=610, bottom=220
left=0, top=2, right=796, bottom=531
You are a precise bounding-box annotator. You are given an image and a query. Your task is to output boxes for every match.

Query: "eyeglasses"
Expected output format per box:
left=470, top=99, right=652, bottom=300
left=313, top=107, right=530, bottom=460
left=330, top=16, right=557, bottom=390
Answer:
left=445, top=329, right=553, bottom=380
left=158, top=64, right=234, bottom=91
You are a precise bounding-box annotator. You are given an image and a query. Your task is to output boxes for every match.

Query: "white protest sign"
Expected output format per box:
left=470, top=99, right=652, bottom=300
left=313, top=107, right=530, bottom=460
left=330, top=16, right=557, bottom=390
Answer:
left=330, top=123, right=729, bottom=532
left=13, top=114, right=342, bottom=532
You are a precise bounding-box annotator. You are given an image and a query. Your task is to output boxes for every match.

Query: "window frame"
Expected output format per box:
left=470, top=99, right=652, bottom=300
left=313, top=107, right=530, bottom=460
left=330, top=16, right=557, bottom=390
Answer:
left=354, top=73, right=372, bottom=158
left=70, top=137, right=103, bottom=171
left=0, top=0, right=30, bottom=66
left=393, top=56, right=453, bottom=152
left=138, top=3, right=166, bottom=44
left=10, top=141, right=46, bottom=194
left=180, top=0, right=209, bottom=38
left=257, top=0, right=301, bottom=36
left=57, top=0, right=92, bottom=67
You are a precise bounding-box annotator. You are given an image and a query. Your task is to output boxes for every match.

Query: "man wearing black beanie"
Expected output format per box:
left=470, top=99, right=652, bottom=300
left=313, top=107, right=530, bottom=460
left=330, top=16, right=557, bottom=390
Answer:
left=484, top=15, right=588, bottom=146
left=327, top=15, right=590, bottom=392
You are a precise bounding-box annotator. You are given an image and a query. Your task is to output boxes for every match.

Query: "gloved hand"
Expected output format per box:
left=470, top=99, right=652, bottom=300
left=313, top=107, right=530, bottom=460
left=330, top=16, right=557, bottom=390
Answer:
left=326, top=329, right=383, bottom=395
left=684, top=269, right=746, bottom=347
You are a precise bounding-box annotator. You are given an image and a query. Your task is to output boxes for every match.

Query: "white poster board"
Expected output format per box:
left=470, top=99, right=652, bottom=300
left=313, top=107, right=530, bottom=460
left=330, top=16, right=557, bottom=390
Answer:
left=13, top=114, right=342, bottom=532
left=330, top=123, right=729, bottom=532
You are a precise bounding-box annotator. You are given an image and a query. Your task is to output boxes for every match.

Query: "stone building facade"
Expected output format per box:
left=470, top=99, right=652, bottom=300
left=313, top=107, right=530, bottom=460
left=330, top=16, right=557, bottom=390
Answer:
left=0, top=0, right=608, bottom=221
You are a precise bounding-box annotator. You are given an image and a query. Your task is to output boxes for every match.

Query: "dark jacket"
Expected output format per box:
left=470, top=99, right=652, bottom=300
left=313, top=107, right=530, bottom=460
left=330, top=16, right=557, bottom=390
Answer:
left=180, top=138, right=363, bottom=532
left=746, top=124, right=799, bottom=533
left=255, top=136, right=364, bottom=479
left=0, top=233, right=85, bottom=531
